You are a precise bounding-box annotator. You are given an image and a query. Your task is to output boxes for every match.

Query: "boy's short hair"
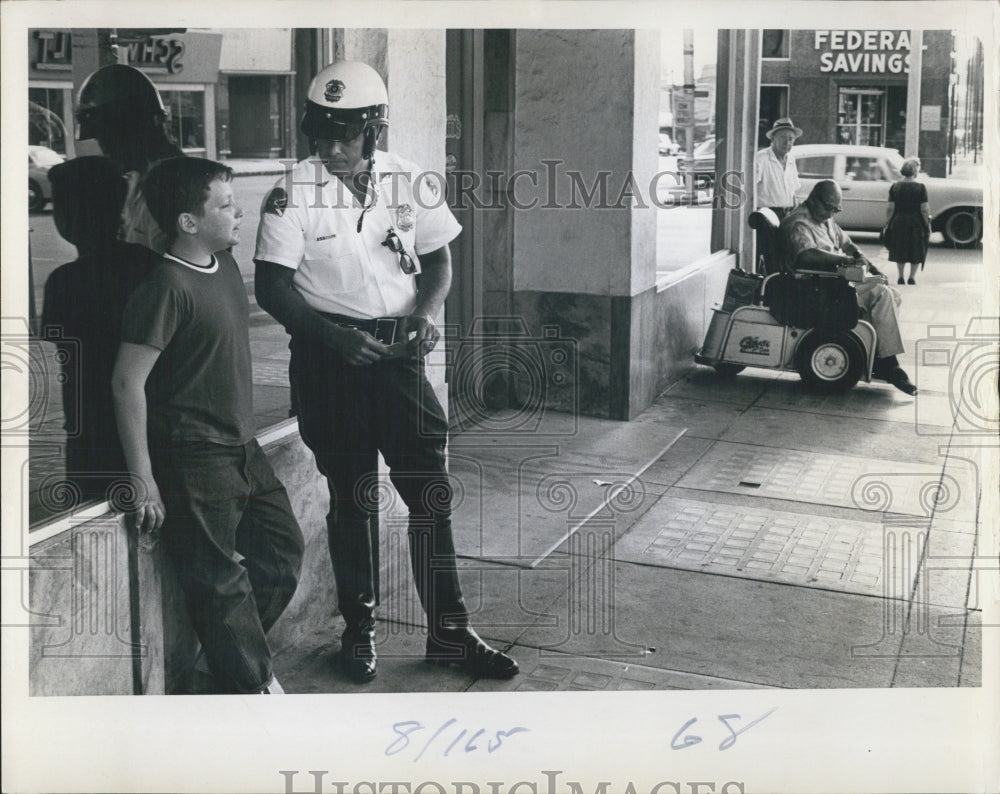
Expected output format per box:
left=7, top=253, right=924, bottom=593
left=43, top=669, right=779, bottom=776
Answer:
left=140, top=157, right=234, bottom=242
left=49, top=156, right=127, bottom=244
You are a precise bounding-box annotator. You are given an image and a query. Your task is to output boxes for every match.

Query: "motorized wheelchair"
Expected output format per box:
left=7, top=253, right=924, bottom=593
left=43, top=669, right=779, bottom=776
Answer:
left=694, top=208, right=878, bottom=394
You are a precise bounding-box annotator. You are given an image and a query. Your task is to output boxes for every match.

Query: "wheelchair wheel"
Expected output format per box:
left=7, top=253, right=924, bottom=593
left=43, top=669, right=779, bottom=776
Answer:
left=795, top=330, right=864, bottom=394
left=713, top=363, right=745, bottom=378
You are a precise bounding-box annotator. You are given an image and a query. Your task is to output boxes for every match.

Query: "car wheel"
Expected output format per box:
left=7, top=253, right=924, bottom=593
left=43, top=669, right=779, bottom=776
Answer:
left=941, top=208, right=982, bottom=248
left=713, top=363, right=745, bottom=378
left=795, top=330, right=864, bottom=394
left=28, top=180, right=45, bottom=212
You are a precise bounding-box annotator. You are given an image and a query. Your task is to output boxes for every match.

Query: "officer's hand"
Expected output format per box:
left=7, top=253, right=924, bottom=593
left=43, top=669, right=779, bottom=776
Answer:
left=128, top=478, right=165, bottom=534
left=328, top=325, right=392, bottom=366
left=402, top=312, right=440, bottom=358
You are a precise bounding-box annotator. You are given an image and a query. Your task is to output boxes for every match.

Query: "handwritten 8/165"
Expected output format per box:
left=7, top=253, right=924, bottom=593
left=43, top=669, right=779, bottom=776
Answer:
left=385, top=709, right=777, bottom=762
left=386, top=720, right=530, bottom=761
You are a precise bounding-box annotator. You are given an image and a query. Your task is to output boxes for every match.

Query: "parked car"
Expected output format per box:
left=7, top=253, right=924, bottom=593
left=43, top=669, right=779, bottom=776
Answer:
left=29, top=145, right=64, bottom=212
left=677, top=137, right=722, bottom=187
left=790, top=144, right=983, bottom=247
left=658, top=130, right=680, bottom=156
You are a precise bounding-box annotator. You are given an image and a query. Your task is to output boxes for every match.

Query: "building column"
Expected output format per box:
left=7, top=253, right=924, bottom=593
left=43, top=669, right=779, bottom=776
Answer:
left=712, top=29, right=761, bottom=271
left=510, top=30, right=660, bottom=420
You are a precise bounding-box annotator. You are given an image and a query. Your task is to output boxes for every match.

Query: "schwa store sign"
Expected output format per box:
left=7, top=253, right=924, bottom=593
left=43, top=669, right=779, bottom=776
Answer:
left=30, top=30, right=221, bottom=83
left=814, top=30, right=919, bottom=74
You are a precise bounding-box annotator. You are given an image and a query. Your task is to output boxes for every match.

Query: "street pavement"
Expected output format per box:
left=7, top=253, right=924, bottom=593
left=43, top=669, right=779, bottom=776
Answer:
left=271, top=231, right=990, bottom=694
left=24, top=157, right=991, bottom=692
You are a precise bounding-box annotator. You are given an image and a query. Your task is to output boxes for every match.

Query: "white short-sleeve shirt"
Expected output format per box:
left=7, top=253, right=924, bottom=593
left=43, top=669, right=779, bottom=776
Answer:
left=754, top=146, right=801, bottom=209
left=254, top=152, right=462, bottom=319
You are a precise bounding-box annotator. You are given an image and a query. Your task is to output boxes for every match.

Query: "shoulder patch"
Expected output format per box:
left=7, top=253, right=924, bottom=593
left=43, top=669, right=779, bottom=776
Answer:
left=263, top=187, right=288, bottom=217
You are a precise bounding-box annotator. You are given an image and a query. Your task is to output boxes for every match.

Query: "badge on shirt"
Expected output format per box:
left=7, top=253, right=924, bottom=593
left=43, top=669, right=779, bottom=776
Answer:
left=396, top=203, right=415, bottom=232
left=264, top=187, right=288, bottom=217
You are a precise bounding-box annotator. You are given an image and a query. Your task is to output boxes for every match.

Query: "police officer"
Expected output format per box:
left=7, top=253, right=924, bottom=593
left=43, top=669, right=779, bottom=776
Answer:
left=75, top=63, right=183, bottom=253
left=254, top=61, right=518, bottom=683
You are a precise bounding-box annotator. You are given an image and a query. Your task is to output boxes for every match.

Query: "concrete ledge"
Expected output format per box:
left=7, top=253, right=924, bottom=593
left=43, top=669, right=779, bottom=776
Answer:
left=28, top=422, right=335, bottom=695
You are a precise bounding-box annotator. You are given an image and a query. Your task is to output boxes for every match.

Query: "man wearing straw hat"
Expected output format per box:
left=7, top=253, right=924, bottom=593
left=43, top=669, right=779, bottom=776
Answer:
left=753, top=117, right=803, bottom=273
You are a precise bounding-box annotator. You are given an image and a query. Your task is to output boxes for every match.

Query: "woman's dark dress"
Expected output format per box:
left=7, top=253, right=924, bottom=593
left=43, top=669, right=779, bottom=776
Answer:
left=886, top=179, right=930, bottom=266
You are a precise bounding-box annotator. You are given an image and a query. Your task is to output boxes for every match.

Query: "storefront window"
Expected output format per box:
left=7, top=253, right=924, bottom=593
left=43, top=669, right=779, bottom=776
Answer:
left=761, top=30, right=789, bottom=59
left=837, top=87, right=884, bottom=146
left=162, top=89, right=206, bottom=152
left=29, top=87, right=67, bottom=153
left=758, top=85, right=788, bottom=146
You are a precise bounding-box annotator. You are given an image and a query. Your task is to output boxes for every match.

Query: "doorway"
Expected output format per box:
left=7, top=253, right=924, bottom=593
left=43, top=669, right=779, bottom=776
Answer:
left=445, top=30, right=484, bottom=428
left=229, top=76, right=284, bottom=157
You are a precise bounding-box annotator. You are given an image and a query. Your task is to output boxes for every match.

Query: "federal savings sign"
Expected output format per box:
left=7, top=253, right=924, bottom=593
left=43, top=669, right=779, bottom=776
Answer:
left=815, top=30, right=919, bottom=73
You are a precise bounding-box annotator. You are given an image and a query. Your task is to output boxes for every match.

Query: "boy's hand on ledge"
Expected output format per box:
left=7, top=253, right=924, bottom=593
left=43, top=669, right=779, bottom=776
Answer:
left=127, top=478, right=165, bottom=534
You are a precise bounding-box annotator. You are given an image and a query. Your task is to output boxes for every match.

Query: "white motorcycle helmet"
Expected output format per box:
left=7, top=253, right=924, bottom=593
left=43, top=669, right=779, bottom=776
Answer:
left=301, top=61, right=388, bottom=158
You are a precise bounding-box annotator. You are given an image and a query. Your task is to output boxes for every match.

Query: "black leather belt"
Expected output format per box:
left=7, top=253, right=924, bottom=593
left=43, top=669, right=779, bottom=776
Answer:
left=322, top=313, right=403, bottom=344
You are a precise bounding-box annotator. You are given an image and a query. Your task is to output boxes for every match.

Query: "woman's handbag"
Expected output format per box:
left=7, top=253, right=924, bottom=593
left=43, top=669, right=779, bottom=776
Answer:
left=879, top=212, right=895, bottom=246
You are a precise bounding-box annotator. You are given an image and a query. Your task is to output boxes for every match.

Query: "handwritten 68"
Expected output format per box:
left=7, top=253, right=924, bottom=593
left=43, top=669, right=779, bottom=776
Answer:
left=671, top=708, right=778, bottom=752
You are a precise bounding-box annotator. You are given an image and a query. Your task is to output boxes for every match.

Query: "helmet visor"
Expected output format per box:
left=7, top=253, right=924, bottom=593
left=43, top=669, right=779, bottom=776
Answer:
left=320, top=119, right=367, bottom=143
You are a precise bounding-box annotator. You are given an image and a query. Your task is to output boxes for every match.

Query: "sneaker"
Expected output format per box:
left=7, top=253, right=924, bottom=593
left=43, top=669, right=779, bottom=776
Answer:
left=189, top=648, right=222, bottom=695
left=259, top=675, right=285, bottom=694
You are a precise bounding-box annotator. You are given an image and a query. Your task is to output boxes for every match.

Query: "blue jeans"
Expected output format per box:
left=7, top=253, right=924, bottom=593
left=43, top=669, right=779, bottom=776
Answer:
left=153, top=439, right=304, bottom=693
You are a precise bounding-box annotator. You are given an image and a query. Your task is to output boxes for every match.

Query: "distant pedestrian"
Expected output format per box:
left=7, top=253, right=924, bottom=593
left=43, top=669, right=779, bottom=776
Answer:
left=754, top=118, right=803, bottom=273
left=884, top=157, right=931, bottom=286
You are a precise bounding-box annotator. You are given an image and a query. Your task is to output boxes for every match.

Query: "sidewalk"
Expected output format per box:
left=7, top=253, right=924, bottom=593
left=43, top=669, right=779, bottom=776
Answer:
left=25, top=218, right=986, bottom=691
left=948, top=151, right=985, bottom=182
left=222, top=157, right=289, bottom=177
left=272, top=238, right=987, bottom=693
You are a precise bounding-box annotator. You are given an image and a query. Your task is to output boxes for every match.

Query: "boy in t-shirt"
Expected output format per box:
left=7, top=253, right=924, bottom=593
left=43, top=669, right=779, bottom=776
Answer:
left=41, top=156, right=158, bottom=505
left=112, top=157, right=304, bottom=694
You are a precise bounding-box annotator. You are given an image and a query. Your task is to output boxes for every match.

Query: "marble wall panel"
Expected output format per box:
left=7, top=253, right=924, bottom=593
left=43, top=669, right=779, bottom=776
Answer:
left=513, top=291, right=613, bottom=418
left=29, top=518, right=134, bottom=696
left=263, top=433, right=339, bottom=655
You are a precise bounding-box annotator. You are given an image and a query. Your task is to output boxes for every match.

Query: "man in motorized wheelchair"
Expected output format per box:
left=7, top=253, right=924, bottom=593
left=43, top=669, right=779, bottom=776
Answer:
left=778, top=180, right=917, bottom=396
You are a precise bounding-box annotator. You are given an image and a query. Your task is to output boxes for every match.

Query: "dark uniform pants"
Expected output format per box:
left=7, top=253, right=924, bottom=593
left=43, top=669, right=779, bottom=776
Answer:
left=290, top=335, right=468, bottom=636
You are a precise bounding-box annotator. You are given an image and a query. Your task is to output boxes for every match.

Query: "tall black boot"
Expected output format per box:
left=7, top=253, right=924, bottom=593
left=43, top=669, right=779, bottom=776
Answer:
left=409, top=518, right=519, bottom=680
left=328, top=516, right=377, bottom=683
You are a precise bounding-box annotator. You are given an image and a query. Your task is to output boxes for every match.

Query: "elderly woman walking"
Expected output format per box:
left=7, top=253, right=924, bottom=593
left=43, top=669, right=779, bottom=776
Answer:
left=884, top=157, right=932, bottom=285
